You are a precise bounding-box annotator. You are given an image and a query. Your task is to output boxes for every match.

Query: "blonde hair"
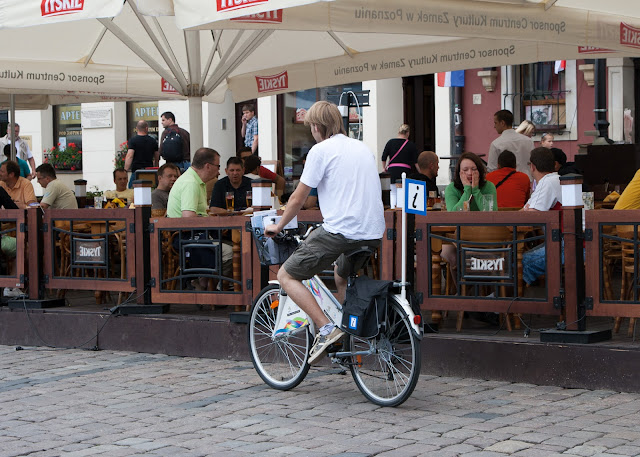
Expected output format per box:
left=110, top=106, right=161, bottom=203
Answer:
left=304, top=101, right=346, bottom=139
left=398, top=124, right=410, bottom=135
left=516, top=120, right=536, bottom=137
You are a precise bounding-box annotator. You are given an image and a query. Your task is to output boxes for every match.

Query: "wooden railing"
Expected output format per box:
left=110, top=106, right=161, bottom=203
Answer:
left=0, top=209, right=26, bottom=290
left=149, top=215, right=253, bottom=308
left=585, top=210, right=640, bottom=318
left=414, top=211, right=563, bottom=321
left=41, top=209, right=136, bottom=295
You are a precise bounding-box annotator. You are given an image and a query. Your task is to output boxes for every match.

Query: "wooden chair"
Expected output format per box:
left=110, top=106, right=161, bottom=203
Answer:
left=498, top=207, right=522, bottom=211
left=455, top=225, right=514, bottom=332
left=614, top=225, right=637, bottom=336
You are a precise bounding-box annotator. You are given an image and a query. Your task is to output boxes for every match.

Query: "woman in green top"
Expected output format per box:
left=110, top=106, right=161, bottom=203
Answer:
left=442, top=152, right=498, bottom=289
left=444, top=152, right=497, bottom=212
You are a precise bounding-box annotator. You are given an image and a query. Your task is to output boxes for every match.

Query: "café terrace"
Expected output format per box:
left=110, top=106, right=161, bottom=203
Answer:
left=1, top=175, right=638, bottom=394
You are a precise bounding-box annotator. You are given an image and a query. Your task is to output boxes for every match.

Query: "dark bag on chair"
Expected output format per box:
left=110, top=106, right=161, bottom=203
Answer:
left=342, top=276, right=393, bottom=338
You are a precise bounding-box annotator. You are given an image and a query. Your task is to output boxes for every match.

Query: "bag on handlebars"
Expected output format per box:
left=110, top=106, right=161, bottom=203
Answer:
left=253, top=232, right=298, bottom=266
left=341, top=276, right=393, bottom=338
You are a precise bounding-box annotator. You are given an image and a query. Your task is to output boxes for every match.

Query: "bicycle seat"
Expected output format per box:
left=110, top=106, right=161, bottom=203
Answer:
left=344, top=246, right=375, bottom=278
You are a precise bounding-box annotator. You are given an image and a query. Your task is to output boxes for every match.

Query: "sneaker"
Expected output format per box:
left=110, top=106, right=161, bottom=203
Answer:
left=3, top=288, right=24, bottom=297
left=308, top=327, right=344, bottom=365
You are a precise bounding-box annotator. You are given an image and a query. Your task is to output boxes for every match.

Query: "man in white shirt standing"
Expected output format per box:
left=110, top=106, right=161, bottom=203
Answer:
left=264, top=101, right=385, bottom=364
left=1, top=124, right=36, bottom=179
left=487, top=110, right=535, bottom=180
left=521, top=147, right=563, bottom=288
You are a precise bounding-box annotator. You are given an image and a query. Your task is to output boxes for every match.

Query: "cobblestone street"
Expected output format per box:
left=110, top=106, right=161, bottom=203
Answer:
left=1, top=345, right=640, bottom=457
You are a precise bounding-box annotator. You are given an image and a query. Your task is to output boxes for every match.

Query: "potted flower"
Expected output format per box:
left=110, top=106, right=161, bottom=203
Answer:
left=44, top=142, right=83, bottom=171
left=115, top=141, right=128, bottom=169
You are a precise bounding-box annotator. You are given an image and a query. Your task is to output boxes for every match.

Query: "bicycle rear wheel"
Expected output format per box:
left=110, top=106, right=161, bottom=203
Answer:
left=248, top=284, right=311, bottom=390
left=347, top=298, right=421, bottom=406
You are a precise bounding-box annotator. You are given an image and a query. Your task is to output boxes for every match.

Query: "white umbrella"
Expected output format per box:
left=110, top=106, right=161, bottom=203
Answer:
left=0, top=0, right=230, bottom=152
left=149, top=0, right=640, bottom=101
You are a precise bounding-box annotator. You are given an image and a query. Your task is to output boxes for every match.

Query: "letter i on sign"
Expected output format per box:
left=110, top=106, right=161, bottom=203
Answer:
left=404, top=179, right=427, bottom=215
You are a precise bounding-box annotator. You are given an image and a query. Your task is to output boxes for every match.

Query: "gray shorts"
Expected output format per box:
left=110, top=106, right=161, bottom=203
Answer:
left=282, top=226, right=381, bottom=280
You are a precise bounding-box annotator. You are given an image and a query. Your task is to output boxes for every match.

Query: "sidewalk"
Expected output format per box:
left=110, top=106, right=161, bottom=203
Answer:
left=1, top=345, right=639, bottom=457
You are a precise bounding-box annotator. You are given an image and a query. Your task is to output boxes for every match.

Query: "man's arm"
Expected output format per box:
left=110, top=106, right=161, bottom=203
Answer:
left=208, top=206, right=228, bottom=215
left=24, top=183, right=37, bottom=206
left=241, top=115, right=247, bottom=138
left=251, top=135, right=258, bottom=154
left=486, top=144, right=499, bottom=173
left=181, top=210, right=197, bottom=217
left=153, top=149, right=160, bottom=167
left=124, top=149, right=135, bottom=172
left=266, top=183, right=311, bottom=235
left=28, top=157, right=36, bottom=179
left=273, top=173, right=285, bottom=196
left=40, top=202, right=50, bottom=209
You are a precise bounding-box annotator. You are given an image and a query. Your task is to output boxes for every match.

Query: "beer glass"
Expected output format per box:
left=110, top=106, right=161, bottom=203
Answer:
left=225, top=191, right=234, bottom=211
left=245, top=191, right=252, bottom=208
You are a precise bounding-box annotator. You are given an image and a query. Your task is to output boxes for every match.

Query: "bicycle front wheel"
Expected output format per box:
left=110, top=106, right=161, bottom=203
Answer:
left=248, top=284, right=312, bottom=390
left=348, top=299, right=421, bottom=407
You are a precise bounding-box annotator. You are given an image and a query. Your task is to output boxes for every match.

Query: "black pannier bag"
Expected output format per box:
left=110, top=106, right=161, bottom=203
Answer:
left=342, top=276, right=393, bottom=338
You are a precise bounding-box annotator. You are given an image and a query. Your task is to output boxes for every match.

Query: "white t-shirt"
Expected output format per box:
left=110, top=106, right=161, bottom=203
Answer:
left=526, top=172, right=562, bottom=211
left=487, top=129, right=535, bottom=179
left=301, top=134, right=385, bottom=240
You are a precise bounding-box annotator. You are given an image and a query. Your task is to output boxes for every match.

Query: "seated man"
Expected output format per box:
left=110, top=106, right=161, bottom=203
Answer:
left=167, top=148, right=231, bottom=291
left=2, top=144, right=31, bottom=179
left=486, top=150, right=531, bottom=208
left=35, top=163, right=78, bottom=209
left=407, top=150, right=440, bottom=196
left=0, top=160, right=37, bottom=208
left=209, top=157, right=252, bottom=213
left=104, top=168, right=135, bottom=202
left=152, top=163, right=180, bottom=211
left=521, top=147, right=563, bottom=288
left=237, top=147, right=285, bottom=196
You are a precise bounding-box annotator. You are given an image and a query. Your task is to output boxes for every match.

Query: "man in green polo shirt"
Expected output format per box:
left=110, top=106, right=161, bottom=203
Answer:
left=167, top=147, right=219, bottom=218
left=167, top=147, right=231, bottom=291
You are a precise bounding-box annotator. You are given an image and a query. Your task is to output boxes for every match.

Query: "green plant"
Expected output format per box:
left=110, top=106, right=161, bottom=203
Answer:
left=86, top=186, right=103, bottom=200
left=44, top=142, right=82, bottom=171
left=115, top=141, right=127, bottom=169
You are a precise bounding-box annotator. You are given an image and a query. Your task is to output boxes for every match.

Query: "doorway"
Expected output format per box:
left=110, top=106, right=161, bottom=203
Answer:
left=402, top=75, right=435, bottom=152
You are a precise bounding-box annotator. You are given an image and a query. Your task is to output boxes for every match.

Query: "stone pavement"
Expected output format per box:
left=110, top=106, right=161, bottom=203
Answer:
left=1, top=345, right=640, bottom=457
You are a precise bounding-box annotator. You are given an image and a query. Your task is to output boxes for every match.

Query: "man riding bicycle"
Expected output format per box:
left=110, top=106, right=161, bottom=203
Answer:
left=265, top=101, right=385, bottom=364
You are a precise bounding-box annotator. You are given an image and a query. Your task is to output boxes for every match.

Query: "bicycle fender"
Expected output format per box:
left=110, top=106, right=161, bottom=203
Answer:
left=391, top=296, right=423, bottom=340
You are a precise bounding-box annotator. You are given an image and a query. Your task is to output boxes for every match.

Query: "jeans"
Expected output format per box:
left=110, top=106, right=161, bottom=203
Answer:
left=522, top=240, right=581, bottom=286
left=173, top=160, right=191, bottom=174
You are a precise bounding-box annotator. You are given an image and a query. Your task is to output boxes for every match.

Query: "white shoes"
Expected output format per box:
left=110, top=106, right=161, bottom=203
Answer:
left=3, top=287, right=24, bottom=297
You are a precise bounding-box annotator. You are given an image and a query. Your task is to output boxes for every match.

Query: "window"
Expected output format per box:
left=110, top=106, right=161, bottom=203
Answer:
left=279, top=83, right=362, bottom=192
left=508, top=62, right=568, bottom=133
left=51, top=104, right=82, bottom=171
left=127, top=101, right=159, bottom=141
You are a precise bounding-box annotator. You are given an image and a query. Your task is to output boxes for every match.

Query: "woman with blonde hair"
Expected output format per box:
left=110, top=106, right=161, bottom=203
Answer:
left=515, top=120, right=536, bottom=138
left=381, top=123, right=419, bottom=183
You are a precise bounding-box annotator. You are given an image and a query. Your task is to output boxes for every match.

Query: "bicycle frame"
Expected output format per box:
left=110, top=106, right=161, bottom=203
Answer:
left=270, top=276, right=342, bottom=339
left=270, top=276, right=422, bottom=341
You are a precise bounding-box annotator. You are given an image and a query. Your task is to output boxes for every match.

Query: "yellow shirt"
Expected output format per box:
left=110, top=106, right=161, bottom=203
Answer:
left=614, top=169, right=640, bottom=210
left=0, top=177, right=36, bottom=206
left=104, top=188, right=135, bottom=202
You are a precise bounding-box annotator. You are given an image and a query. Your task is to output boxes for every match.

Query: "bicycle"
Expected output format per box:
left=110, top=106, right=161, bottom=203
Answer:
left=247, top=223, right=424, bottom=407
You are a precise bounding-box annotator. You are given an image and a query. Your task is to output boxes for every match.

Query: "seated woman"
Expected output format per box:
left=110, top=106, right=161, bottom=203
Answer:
left=442, top=152, right=498, bottom=287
